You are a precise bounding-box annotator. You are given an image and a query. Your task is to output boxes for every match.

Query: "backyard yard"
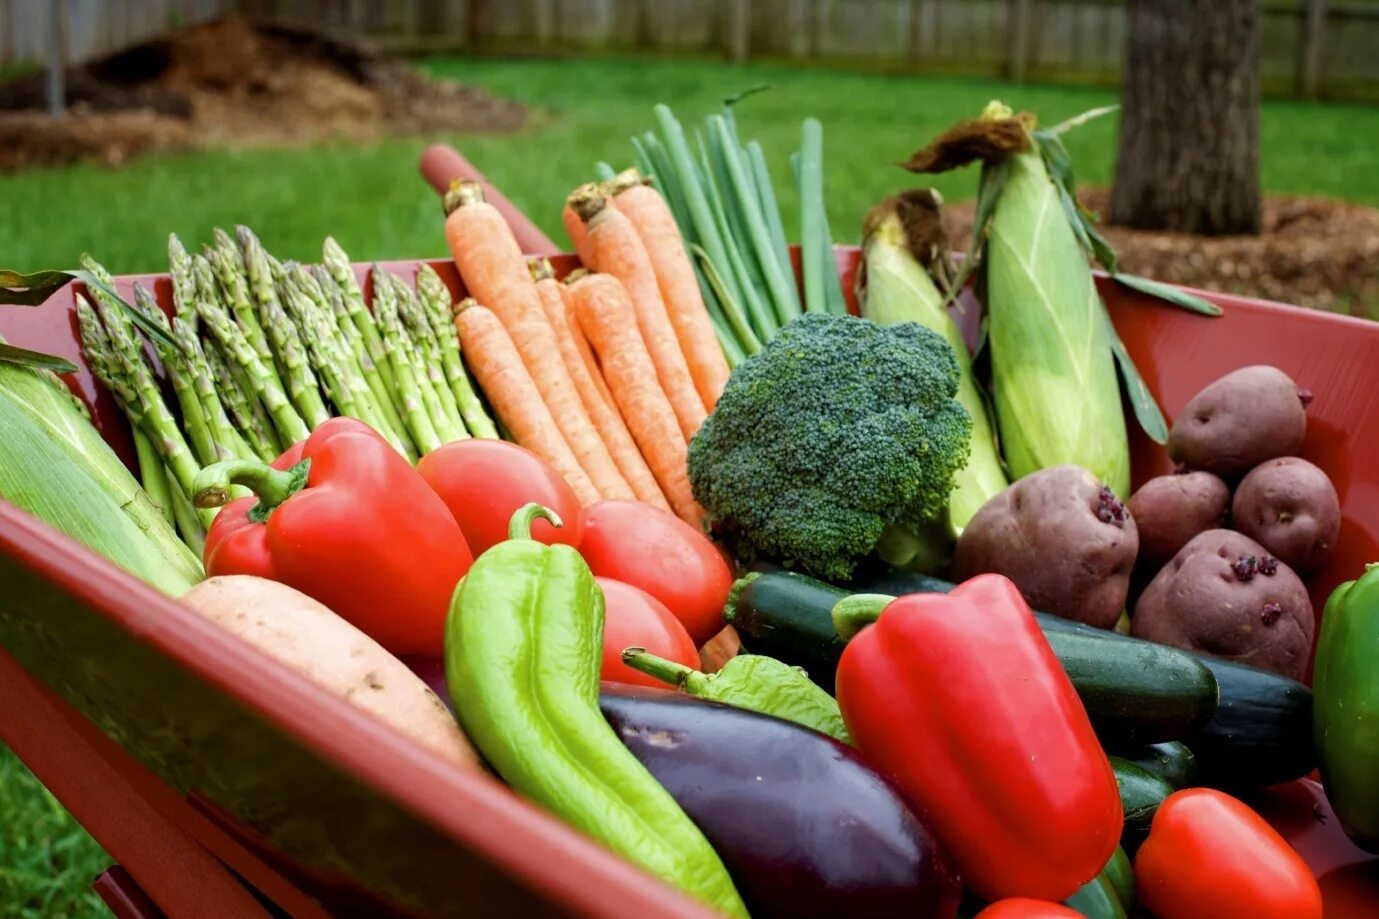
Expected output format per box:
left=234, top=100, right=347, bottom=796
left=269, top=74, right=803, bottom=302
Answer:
left=2, top=51, right=1379, bottom=914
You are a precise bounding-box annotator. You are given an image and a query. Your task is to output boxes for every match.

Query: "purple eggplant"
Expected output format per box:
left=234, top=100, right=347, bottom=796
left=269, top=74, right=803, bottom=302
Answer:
left=599, top=683, right=960, bottom=919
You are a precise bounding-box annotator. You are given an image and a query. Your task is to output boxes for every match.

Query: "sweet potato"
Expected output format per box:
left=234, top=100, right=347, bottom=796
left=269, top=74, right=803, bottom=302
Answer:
left=181, top=576, right=481, bottom=770
left=1128, top=471, right=1232, bottom=566
left=1131, top=530, right=1314, bottom=680
left=1232, top=457, right=1340, bottom=574
left=953, top=465, right=1138, bottom=629
left=1167, top=366, right=1308, bottom=478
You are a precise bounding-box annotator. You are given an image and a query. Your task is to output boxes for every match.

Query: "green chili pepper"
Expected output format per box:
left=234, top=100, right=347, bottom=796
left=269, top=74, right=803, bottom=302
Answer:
left=622, top=647, right=850, bottom=744
left=446, top=504, right=748, bottom=917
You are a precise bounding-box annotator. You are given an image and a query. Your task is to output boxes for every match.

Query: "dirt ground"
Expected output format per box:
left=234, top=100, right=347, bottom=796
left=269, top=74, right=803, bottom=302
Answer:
left=0, top=17, right=526, bottom=170
left=945, top=188, right=1379, bottom=315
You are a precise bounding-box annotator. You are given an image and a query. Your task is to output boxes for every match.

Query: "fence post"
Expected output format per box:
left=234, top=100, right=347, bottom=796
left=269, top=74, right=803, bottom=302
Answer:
left=1298, top=0, right=1328, bottom=97
left=46, top=0, right=67, bottom=117
left=1006, top=0, right=1032, bottom=82
left=533, top=0, right=554, bottom=46
left=725, top=0, right=750, bottom=62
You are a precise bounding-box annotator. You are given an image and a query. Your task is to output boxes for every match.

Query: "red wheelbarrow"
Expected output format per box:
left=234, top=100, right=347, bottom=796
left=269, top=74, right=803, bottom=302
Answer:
left=1, top=145, right=1377, bottom=917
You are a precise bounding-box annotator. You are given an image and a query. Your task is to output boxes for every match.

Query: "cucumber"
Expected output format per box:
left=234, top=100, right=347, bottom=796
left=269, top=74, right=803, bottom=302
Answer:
left=1114, top=741, right=1196, bottom=790
left=729, top=570, right=1218, bottom=745
left=1064, top=871, right=1127, bottom=919
left=851, top=566, right=1316, bottom=787
left=1044, top=629, right=1217, bottom=746
left=1111, top=757, right=1173, bottom=854
left=1102, top=846, right=1135, bottom=909
left=724, top=571, right=848, bottom=693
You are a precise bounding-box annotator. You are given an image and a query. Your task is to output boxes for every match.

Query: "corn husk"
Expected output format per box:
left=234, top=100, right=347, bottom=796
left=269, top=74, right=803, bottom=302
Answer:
left=0, top=359, right=203, bottom=594
left=903, top=102, right=1131, bottom=497
left=860, top=190, right=1009, bottom=533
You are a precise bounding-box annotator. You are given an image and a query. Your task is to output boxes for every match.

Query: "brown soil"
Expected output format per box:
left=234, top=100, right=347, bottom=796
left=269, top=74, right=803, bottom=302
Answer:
left=0, top=17, right=526, bottom=171
left=944, top=188, right=1379, bottom=315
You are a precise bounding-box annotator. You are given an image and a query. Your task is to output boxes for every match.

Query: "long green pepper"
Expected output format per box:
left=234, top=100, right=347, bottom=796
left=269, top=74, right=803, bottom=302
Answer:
left=446, top=505, right=747, bottom=918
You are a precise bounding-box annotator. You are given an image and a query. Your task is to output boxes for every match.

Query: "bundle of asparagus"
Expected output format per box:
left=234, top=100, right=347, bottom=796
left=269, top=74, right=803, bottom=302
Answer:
left=76, top=231, right=495, bottom=553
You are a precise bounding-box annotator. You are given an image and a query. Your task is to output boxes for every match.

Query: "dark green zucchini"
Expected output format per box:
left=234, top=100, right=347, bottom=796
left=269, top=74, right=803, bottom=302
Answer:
left=1114, top=741, right=1196, bottom=790
left=728, top=571, right=1218, bottom=745
left=1044, top=629, right=1217, bottom=746
left=1102, top=846, right=1135, bottom=910
left=724, top=571, right=848, bottom=693
left=850, top=566, right=1317, bottom=787
left=1111, top=757, right=1173, bottom=854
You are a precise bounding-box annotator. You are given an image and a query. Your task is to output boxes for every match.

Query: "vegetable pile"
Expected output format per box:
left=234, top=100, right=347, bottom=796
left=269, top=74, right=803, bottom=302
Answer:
left=5, top=94, right=1377, bottom=919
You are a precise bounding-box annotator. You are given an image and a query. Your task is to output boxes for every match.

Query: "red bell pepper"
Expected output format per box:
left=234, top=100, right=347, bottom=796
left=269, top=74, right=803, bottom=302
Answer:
left=974, top=900, right=1082, bottom=919
left=195, top=417, right=473, bottom=656
left=835, top=573, right=1121, bottom=903
left=1134, top=788, right=1322, bottom=919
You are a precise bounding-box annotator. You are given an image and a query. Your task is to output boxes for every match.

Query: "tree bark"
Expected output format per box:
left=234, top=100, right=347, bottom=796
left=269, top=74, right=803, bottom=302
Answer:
left=1109, top=0, right=1261, bottom=235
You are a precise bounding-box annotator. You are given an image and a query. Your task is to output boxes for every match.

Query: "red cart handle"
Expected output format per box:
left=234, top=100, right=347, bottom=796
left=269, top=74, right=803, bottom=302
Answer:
left=418, top=144, right=560, bottom=256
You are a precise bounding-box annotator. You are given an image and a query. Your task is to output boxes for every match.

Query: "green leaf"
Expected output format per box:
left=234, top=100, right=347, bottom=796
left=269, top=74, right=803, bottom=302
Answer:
left=1111, top=273, right=1223, bottom=317
left=1046, top=104, right=1120, bottom=137
left=66, top=269, right=181, bottom=354
left=723, top=84, right=772, bottom=107
left=0, top=268, right=73, bottom=306
left=1035, top=131, right=1118, bottom=272
left=944, top=159, right=1009, bottom=304
left=0, top=342, right=78, bottom=373
left=1099, top=298, right=1168, bottom=444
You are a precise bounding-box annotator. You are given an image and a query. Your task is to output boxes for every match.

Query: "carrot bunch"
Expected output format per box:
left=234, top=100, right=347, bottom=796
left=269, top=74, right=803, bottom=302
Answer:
left=443, top=177, right=726, bottom=528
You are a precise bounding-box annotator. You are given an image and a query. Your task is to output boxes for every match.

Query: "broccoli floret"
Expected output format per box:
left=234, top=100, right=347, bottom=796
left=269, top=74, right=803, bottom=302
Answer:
left=688, top=313, right=972, bottom=581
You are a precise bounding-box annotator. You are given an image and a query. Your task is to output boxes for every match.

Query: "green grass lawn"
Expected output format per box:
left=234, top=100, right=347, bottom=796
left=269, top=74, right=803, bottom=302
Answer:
left=0, top=55, right=1377, bottom=913
left=1, top=56, right=1376, bottom=275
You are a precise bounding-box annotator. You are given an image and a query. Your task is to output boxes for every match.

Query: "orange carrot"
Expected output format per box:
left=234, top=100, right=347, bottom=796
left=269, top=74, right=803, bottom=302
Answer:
left=562, top=189, right=593, bottom=266
left=443, top=181, right=629, bottom=500
left=605, top=168, right=730, bottom=411
left=454, top=300, right=600, bottom=505
left=557, top=271, right=614, bottom=409
left=570, top=273, right=705, bottom=527
left=568, top=185, right=707, bottom=441
left=531, top=260, right=663, bottom=508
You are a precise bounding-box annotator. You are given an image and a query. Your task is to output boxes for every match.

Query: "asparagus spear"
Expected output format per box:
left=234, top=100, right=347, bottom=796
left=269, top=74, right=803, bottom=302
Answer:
left=236, top=229, right=332, bottom=432
left=312, top=264, right=414, bottom=454
left=129, top=283, right=219, bottom=467
left=208, top=231, right=277, bottom=379
left=168, top=233, right=198, bottom=324
left=383, top=273, right=460, bottom=445
left=130, top=427, right=174, bottom=526
left=415, top=264, right=498, bottom=439
left=75, top=287, right=212, bottom=527
left=279, top=271, right=378, bottom=436
left=165, top=475, right=206, bottom=559
left=203, top=340, right=277, bottom=462
left=323, top=238, right=400, bottom=403
left=372, top=265, right=442, bottom=454
left=394, top=274, right=467, bottom=439
left=191, top=254, right=308, bottom=445
left=172, top=317, right=253, bottom=462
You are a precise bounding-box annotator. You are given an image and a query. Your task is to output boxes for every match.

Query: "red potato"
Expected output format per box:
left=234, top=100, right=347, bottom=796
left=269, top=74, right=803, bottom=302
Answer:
left=579, top=499, right=734, bottom=644
left=1132, top=530, right=1314, bottom=680
left=417, top=439, right=582, bottom=558
left=1167, top=366, right=1308, bottom=478
left=598, top=577, right=701, bottom=688
left=953, top=465, right=1138, bottom=630
left=1128, top=472, right=1232, bottom=566
left=1232, top=457, right=1340, bottom=575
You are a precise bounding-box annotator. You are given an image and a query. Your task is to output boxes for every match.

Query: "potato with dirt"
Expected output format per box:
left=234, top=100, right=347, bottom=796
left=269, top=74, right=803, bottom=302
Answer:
left=1131, top=530, right=1314, bottom=680
left=1128, top=471, right=1232, bottom=566
left=952, top=465, right=1138, bottom=630
left=1167, top=366, right=1309, bottom=478
left=1232, top=457, right=1340, bottom=574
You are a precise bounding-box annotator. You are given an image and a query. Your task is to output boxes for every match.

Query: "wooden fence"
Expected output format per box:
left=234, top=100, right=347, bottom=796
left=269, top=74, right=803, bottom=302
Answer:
left=5, top=1, right=1378, bottom=100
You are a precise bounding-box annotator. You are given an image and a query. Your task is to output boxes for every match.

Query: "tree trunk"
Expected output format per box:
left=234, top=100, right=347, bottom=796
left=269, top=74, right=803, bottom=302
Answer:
left=1109, top=0, right=1261, bottom=235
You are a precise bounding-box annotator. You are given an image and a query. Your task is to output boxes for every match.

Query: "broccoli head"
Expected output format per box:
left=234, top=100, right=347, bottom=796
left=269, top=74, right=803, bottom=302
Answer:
left=688, top=313, right=972, bottom=581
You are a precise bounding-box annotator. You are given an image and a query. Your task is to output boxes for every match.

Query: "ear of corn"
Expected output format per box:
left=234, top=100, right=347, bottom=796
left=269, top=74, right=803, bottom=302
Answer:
left=983, top=144, right=1130, bottom=497
left=860, top=197, right=1009, bottom=533
left=0, top=355, right=203, bottom=594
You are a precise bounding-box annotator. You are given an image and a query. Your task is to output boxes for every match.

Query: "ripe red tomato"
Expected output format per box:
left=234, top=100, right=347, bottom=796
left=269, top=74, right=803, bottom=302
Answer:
left=417, top=440, right=582, bottom=557
left=598, top=577, right=700, bottom=688
left=974, top=900, right=1082, bottom=919
left=579, top=500, right=733, bottom=645
left=1135, top=788, right=1322, bottom=919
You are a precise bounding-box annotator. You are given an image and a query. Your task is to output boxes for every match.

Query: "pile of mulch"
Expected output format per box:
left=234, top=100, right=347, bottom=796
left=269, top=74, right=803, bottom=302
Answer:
left=945, top=188, right=1379, bottom=315
left=0, top=17, right=527, bottom=171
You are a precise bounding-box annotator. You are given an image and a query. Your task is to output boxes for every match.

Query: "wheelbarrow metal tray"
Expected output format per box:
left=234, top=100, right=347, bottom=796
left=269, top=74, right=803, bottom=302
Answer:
left=0, top=253, right=1376, bottom=916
